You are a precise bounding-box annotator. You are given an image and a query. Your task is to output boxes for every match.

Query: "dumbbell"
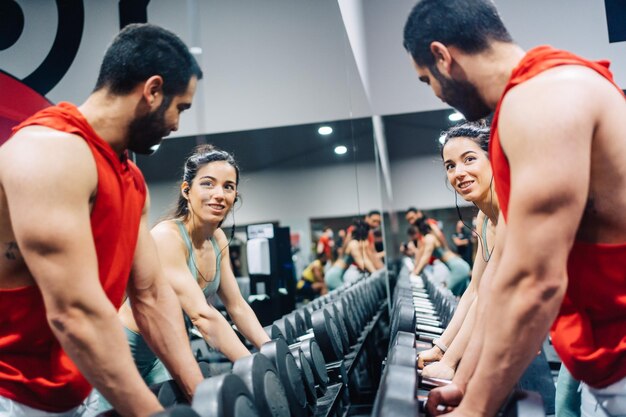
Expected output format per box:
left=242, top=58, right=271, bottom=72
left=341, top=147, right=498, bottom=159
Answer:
left=259, top=338, right=309, bottom=417
left=150, top=405, right=200, bottom=417
left=151, top=361, right=215, bottom=406
left=100, top=373, right=259, bottom=417
left=371, top=364, right=419, bottom=417
left=232, top=352, right=291, bottom=417
left=192, top=373, right=259, bottom=417
left=265, top=320, right=328, bottom=395
left=267, top=307, right=344, bottom=365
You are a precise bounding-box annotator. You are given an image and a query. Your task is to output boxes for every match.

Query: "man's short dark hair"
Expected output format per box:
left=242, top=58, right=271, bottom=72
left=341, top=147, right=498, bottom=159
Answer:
left=406, top=207, right=418, bottom=215
left=367, top=210, right=381, bottom=217
left=403, top=0, right=513, bottom=67
left=95, top=23, right=203, bottom=97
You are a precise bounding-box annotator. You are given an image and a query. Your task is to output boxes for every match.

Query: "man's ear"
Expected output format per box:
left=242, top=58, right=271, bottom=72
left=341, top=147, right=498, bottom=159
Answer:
left=430, top=41, right=453, bottom=76
left=142, top=75, right=164, bottom=109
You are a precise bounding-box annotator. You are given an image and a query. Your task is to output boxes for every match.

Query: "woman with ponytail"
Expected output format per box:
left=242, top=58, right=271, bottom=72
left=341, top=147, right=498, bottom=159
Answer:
left=117, top=144, right=269, bottom=386
left=417, top=121, right=498, bottom=381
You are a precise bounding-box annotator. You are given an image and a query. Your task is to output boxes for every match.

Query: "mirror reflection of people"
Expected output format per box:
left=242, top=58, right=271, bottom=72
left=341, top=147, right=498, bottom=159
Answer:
left=316, top=226, right=334, bottom=263
left=297, top=252, right=328, bottom=301
left=404, top=0, right=626, bottom=415
left=405, top=206, right=450, bottom=250
left=116, top=145, right=270, bottom=403
left=325, top=220, right=379, bottom=290
left=412, top=216, right=470, bottom=297
left=452, top=220, right=473, bottom=266
left=418, top=122, right=498, bottom=382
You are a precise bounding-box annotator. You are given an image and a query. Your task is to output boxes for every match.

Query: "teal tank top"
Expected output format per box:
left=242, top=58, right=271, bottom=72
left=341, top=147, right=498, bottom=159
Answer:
left=433, top=246, right=446, bottom=259
left=481, top=214, right=490, bottom=259
left=175, top=220, right=222, bottom=301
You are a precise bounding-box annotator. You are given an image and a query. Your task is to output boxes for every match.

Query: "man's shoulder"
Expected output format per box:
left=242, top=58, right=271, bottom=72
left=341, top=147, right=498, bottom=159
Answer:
left=1, top=127, right=93, bottom=176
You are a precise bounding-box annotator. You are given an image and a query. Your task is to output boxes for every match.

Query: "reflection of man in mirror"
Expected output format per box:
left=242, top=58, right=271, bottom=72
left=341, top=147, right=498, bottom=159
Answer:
left=405, top=206, right=450, bottom=250
left=451, top=219, right=473, bottom=266
left=404, top=0, right=626, bottom=415
left=364, top=210, right=385, bottom=268
left=316, top=226, right=334, bottom=263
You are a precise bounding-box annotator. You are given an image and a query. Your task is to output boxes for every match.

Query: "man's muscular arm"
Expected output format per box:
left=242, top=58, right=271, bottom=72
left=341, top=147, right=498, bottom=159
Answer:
left=1, top=128, right=161, bottom=417
left=454, top=72, right=592, bottom=417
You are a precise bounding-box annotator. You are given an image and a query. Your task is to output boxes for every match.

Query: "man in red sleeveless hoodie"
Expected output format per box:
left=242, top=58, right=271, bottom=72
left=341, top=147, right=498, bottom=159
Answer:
left=0, top=24, right=204, bottom=416
left=403, top=1, right=626, bottom=416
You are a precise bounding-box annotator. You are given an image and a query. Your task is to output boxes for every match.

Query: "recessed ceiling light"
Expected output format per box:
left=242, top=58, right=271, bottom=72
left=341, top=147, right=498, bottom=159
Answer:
left=318, top=126, right=333, bottom=135
left=448, top=111, right=464, bottom=122
left=334, top=145, right=347, bottom=155
left=189, top=46, right=203, bottom=55
left=438, top=135, right=447, bottom=145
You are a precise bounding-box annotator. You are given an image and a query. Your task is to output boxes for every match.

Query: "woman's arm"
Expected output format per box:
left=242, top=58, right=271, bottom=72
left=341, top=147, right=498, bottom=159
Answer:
left=350, top=240, right=378, bottom=273
left=413, top=235, right=435, bottom=275
left=215, top=229, right=271, bottom=350
left=150, top=224, right=250, bottom=362
left=417, top=211, right=489, bottom=369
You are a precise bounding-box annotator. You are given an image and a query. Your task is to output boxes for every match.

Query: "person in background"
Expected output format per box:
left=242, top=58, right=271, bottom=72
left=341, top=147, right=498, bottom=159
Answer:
left=297, top=252, right=328, bottom=301
left=316, top=226, right=334, bottom=262
left=406, top=206, right=450, bottom=250
left=452, top=219, right=473, bottom=266
left=325, top=220, right=379, bottom=290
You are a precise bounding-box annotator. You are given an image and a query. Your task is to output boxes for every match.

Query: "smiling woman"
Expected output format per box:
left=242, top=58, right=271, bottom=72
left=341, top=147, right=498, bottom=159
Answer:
left=109, top=144, right=271, bottom=411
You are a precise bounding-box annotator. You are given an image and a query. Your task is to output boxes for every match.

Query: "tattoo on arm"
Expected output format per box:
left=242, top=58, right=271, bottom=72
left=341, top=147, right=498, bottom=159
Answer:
left=5, top=242, right=19, bottom=260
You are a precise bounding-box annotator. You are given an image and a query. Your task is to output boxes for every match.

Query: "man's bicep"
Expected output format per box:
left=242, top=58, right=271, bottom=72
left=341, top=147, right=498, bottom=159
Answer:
left=499, top=88, right=590, bottom=267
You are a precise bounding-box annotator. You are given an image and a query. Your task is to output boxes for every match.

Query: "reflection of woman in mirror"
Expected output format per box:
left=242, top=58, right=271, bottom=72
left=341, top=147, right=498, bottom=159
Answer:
left=412, top=216, right=471, bottom=296
left=325, top=220, right=379, bottom=290
left=117, top=145, right=270, bottom=386
left=417, top=121, right=499, bottom=382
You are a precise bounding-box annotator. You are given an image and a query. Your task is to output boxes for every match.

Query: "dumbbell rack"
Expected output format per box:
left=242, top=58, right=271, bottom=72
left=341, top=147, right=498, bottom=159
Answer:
left=372, top=264, right=547, bottom=417
left=143, top=270, right=390, bottom=417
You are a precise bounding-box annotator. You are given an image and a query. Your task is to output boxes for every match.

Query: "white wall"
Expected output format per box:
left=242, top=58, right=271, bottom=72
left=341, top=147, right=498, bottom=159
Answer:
left=353, top=0, right=626, bottom=117
left=2, top=0, right=371, bottom=138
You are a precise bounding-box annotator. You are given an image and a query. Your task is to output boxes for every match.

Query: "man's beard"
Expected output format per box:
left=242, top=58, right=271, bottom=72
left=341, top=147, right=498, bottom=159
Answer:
left=127, top=97, right=171, bottom=155
left=431, top=66, right=492, bottom=121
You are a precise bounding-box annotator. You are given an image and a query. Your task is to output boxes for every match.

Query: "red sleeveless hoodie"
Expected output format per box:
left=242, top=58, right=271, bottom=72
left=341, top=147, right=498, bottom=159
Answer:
left=0, top=102, right=147, bottom=410
left=490, top=46, right=626, bottom=388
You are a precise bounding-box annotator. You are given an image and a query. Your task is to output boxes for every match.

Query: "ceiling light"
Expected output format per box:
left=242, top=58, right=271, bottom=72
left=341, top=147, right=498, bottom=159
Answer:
left=334, top=145, right=347, bottom=155
left=448, top=112, right=464, bottom=122
left=318, top=126, right=333, bottom=135
left=189, top=46, right=203, bottom=55
left=438, top=135, right=446, bottom=145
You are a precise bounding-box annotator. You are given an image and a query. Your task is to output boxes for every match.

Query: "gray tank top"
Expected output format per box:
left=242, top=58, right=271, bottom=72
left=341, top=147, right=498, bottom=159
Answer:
left=175, top=220, right=222, bottom=301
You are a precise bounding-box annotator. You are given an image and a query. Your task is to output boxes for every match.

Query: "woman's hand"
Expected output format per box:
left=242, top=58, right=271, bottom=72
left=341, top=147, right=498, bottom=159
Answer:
left=417, top=346, right=443, bottom=369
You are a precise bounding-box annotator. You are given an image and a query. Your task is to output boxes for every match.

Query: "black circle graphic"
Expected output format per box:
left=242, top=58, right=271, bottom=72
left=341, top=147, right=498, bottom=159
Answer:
left=0, top=1, right=25, bottom=51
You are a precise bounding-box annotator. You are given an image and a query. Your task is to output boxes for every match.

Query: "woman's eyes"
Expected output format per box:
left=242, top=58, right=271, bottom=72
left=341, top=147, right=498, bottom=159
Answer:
left=200, top=181, right=236, bottom=191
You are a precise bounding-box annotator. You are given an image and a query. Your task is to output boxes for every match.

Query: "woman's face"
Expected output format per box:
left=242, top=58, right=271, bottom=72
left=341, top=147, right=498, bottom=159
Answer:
left=442, top=137, right=492, bottom=203
left=185, top=160, right=238, bottom=224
